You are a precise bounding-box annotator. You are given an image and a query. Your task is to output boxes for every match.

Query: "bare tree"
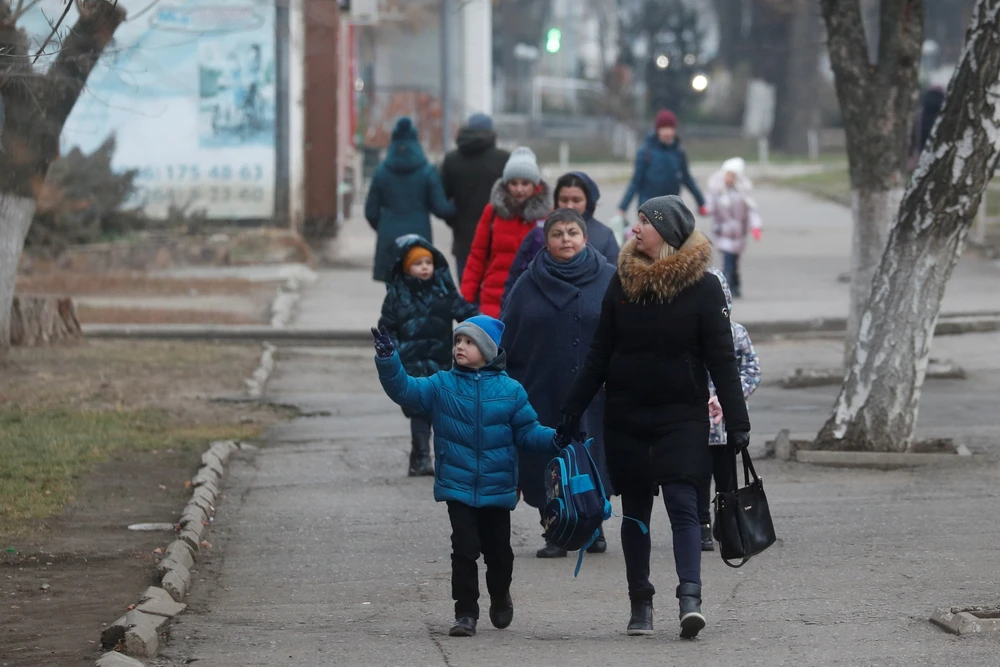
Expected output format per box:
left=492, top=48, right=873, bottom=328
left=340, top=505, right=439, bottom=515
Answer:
left=820, top=0, right=923, bottom=362
left=0, top=0, right=125, bottom=354
left=815, top=0, right=1000, bottom=451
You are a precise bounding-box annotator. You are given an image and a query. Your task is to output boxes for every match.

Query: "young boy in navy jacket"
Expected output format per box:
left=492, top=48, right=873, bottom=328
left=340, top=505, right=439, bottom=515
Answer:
left=372, top=315, right=567, bottom=637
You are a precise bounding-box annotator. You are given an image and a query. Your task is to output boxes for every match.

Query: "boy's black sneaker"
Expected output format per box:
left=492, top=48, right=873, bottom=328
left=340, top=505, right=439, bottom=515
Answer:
left=536, top=541, right=568, bottom=558
left=489, top=592, right=514, bottom=629
left=449, top=616, right=477, bottom=637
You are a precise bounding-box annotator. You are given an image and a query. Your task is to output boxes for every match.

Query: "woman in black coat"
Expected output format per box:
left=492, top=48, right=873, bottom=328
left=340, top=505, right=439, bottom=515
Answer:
left=561, top=195, right=751, bottom=640
left=499, top=209, right=616, bottom=558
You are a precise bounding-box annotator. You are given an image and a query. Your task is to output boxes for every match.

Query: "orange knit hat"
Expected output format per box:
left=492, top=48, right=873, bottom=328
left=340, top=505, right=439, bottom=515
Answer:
left=402, top=246, right=434, bottom=273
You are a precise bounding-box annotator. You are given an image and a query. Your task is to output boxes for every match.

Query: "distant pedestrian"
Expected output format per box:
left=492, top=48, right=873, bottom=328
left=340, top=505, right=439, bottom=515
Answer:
left=699, top=267, right=761, bottom=551
left=440, top=113, right=511, bottom=281
left=909, top=85, right=946, bottom=170
left=377, top=234, right=479, bottom=476
left=372, top=315, right=566, bottom=638
left=618, top=109, right=707, bottom=218
left=460, top=147, right=551, bottom=317
left=365, top=117, right=455, bottom=282
left=705, top=157, right=761, bottom=298
left=560, top=195, right=751, bottom=640
left=501, top=171, right=619, bottom=308
left=500, top=208, right=617, bottom=558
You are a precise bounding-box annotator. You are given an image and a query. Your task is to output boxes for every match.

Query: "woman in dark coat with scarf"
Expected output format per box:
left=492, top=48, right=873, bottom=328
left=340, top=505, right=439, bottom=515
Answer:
left=499, top=209, right=616, bottom=558
left=366, top=117, right=455, bottom=282
left=560, top=195, right=750, bottom=640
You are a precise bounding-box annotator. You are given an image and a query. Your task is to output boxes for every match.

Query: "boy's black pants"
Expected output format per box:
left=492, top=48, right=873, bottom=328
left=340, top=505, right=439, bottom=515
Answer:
left=447, top=501, right=514, bottom=620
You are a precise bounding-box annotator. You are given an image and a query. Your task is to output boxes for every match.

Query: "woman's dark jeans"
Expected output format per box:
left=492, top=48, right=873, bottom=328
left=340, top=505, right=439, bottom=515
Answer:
left=620, top=481, right=701, bottom=601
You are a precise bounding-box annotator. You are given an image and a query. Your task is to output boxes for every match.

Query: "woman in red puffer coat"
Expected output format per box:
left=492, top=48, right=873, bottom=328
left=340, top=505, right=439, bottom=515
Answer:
left=460, top=147, right=551, bottom=317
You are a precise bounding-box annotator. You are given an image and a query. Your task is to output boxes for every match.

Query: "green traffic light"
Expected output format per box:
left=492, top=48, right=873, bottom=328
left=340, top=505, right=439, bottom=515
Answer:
left=545, top=27, right=561, bottom=53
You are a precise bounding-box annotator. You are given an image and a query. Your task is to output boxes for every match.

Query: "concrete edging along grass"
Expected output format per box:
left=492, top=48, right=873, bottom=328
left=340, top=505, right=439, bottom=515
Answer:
left=81, top=311, right=1000, bottom=346
left=95, top=440, right=247, bottom=664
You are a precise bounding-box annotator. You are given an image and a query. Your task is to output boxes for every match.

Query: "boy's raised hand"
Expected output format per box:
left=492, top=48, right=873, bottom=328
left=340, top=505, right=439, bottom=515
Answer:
left=371, top=326, right=395, bottom=358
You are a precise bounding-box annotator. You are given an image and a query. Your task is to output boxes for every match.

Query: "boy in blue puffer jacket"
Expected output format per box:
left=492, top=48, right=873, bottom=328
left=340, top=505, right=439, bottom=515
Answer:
left=372, top=315, right=567, bottom=638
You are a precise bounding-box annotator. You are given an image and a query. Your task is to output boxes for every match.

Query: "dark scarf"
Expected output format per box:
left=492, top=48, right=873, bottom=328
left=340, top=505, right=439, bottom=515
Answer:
left=532, top=245, right=606, bottom=310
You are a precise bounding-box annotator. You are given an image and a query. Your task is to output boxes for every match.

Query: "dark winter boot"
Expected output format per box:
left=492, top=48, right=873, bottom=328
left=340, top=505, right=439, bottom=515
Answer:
left=701, top=523, right=715, bottom=551
left=449, top=616, right=477, bottom=637
left=489, top=592, right=514, bottom=629
left=535, top=541, right=568, bottom=558
left=626, top=599, right=653, bottom=636
left=413, top=432, right=434, bottom=476
left=677, top=583, right=706, bottom=639
left=586, top=525, right=608, bottom=553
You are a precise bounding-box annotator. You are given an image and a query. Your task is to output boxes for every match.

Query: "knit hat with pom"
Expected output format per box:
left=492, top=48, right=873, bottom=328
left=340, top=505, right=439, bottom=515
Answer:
left=502, top=146, right=541, bottom=185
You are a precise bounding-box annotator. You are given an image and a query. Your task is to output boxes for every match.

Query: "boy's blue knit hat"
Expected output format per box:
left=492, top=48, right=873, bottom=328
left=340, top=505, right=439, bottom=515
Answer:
left=454, top=315, right=505, bottom=363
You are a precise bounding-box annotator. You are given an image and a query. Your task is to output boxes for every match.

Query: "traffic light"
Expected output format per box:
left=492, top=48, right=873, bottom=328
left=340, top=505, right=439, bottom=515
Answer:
left=545, top=28, right=561, bottom=53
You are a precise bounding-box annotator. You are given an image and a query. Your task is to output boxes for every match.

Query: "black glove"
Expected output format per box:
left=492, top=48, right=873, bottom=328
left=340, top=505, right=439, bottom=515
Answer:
left=553, top=430, right=571, bottom=449
left=371, top=326, right=395, bottom=358
left=728, top=431, right=750, bottom=453
left=556, top=413, right=582, bottom=443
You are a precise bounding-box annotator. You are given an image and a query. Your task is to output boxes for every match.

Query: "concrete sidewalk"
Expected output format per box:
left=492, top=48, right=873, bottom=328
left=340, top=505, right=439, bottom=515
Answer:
left=156, top=334, right=1000, bottom=667
left=296, top=178, right=1000, bottom=332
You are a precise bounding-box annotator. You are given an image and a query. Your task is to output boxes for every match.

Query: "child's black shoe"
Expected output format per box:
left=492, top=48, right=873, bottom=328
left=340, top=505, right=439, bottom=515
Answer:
left=449, top=617, right=477, bottom=637
left=489, top=593, right=514, bottom=629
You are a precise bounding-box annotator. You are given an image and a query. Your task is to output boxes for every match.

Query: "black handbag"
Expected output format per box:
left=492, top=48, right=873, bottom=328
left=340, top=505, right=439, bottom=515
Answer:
left=712, top=448, right=776, bottom=568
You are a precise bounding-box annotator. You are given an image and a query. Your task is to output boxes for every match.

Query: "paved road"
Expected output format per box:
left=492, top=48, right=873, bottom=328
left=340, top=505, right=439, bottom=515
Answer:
left=157, top=333, right=1000, bottom=667
left=299, top=175, right=1000, bottom=331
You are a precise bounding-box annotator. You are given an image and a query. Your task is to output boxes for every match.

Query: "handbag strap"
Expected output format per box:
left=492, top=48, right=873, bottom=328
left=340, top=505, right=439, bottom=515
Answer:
left=721, top=448, right=762, bottom=569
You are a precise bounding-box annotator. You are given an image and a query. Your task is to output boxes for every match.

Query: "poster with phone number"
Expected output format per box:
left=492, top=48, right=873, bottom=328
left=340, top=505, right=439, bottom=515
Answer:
left=21, top=0, right=277, bottom=219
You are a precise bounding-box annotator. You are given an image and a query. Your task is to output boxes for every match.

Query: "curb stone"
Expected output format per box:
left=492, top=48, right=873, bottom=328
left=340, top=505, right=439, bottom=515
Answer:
left=95, top=439, right=243, bottom=659
left=95, top=652, right=147, bottom=666
left=246, top=343, right=276, bottom=398
left=100, top=610, right=165, bottom=657
left=794, top=449, right=977, bottom=469
left=161, top=562, right=191, bottom=602
left=156, top=540, right=195, bottom=575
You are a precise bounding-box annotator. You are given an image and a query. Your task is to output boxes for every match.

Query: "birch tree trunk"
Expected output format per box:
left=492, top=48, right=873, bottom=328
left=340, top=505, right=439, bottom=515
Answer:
left=816, top=0, right=1000, bottom=451
left=0, top=0, right=126, bottom=354
left=0, top=196, right=37, bottom=352
left=819, top=0, right=924, bottom=362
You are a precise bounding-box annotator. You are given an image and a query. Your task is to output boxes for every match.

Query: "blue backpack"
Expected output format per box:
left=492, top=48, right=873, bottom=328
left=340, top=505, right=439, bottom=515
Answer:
left=541, top=439, right=615, bottom=576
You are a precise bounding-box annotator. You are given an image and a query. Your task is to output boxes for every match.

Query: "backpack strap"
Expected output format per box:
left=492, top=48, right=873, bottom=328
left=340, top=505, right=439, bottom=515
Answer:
left=573, top=528, right=601, bottom=577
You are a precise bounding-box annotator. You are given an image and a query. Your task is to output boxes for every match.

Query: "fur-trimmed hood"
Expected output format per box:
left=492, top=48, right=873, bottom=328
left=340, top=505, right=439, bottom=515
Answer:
left=617, top=229, right=713, bottom=302
left=489, top=179, right=551, bottom=222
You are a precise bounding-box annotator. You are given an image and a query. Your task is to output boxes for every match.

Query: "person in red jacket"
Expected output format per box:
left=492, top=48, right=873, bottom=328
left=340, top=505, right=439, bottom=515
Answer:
left=460, top=147, right=551, bottom=317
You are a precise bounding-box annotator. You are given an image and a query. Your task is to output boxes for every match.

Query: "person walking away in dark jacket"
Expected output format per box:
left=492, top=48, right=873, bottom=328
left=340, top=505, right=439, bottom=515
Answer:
left=699, top=267, right=761, bottom=551
left=500, top=208, right=617, bottom=558
left=501, top=171, right=620, bottom=309
left=366, top=117, right=455, bottom=282
left=618, top=109, right=707, bottom=218
left=560, top=195, right=750, bottom=639
left=460, top=147, right=551, bottom=317
left=378, top=234, right=479, bottom=476
left=440, top=114, right=511, bottom=281
left=372, top=315, right=566, bottom=638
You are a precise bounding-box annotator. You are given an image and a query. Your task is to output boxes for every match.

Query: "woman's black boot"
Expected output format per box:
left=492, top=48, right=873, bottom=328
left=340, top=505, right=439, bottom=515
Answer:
left=677, top=583, right=706, bottom=639
left=627, top=599, right=653, bottom=636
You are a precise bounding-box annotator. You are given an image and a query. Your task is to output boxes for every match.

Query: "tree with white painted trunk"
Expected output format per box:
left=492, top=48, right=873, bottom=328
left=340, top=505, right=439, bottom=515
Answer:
left=820, top=0, right=924, bottom=362
left=0, top=0, right=125, bottom=354
left=816, top=0, right=1000, bottom=451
